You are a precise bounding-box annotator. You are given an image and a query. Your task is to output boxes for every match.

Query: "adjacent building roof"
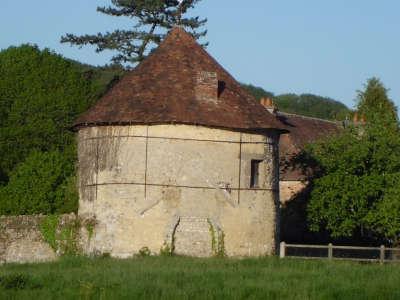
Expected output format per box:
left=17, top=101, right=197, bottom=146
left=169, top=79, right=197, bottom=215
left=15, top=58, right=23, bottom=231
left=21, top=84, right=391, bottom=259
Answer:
left=73, top=27, right=287, bottom=133
left=276, top=112, right=341, bottom=181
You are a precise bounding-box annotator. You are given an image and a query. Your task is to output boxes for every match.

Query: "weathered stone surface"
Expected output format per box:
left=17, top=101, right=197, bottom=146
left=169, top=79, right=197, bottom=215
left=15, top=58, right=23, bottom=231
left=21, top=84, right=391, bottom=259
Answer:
left=78, top=124, right=281, bottom=258
left=0, top=214, right=76, bottom=264
left=174, top=217, right=212, bottom=257
left=280, top=181, right=307, bottom=205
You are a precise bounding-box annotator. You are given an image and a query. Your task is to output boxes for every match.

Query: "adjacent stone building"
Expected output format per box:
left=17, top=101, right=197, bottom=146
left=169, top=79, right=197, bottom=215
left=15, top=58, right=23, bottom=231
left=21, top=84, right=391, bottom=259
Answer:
left=258, top=99, right=342, bottom=243
left=73, top=27, right=288, bottom=258
left=278, top=112, right=341, bottom=204
left=260, top=98, right=341, bottom=204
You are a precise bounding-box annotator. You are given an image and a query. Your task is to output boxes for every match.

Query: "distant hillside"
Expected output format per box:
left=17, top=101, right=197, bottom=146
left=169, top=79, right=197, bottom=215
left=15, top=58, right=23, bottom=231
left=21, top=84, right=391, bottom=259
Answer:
left=241, top=84, right=275, bottom=100
left=242, top=84, right=351, bottom=121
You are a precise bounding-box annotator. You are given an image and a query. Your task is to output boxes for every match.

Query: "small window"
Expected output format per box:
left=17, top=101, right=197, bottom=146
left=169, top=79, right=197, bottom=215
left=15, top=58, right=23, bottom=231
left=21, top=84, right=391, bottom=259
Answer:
left=250, top=160, right=263, bottom=188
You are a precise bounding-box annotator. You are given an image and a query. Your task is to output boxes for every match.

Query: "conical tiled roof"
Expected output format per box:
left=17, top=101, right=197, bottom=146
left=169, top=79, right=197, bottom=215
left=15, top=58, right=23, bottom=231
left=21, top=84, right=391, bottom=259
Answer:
left=73, top=27, right=287, bottom=132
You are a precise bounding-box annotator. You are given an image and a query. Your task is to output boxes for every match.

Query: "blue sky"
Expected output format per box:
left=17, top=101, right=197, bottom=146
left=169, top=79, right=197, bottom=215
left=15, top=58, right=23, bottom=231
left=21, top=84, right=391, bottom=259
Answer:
left=1, top=0, right=399, bottom=110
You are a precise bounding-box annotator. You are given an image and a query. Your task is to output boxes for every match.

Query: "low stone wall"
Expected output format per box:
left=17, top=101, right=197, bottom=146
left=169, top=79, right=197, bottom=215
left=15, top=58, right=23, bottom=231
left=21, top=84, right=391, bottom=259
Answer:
left=0, top=214, right=77, bottom=264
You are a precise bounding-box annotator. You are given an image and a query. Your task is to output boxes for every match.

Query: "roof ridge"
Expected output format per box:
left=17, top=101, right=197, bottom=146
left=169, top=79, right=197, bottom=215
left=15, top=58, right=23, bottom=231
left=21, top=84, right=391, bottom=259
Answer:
left=277, top=111, right=341, bottom=125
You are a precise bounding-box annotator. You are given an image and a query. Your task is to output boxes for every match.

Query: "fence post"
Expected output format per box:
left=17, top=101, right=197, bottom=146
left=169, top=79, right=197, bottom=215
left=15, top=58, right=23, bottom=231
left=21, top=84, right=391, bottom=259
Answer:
left=280, top=242, right=286, bottom=258
left=328, top=243, right=333, bottom=260
left=380, top=245, right=385, bottom=265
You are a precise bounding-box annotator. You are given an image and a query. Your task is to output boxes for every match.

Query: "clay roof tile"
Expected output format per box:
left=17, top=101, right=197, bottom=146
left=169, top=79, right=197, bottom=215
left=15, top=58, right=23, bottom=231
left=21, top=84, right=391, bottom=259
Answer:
left=277, top=112, right=342, bottom=180
left=73, top=27, right=288, bottom=133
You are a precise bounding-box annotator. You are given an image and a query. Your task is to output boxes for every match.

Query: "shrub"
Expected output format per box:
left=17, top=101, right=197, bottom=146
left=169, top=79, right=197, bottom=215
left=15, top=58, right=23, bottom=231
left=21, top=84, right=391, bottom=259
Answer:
left=0, top=151, right=77, bottom=215
left=138, top=247, right=151, bottom=257
left=0, top=273, right=42, bottom=290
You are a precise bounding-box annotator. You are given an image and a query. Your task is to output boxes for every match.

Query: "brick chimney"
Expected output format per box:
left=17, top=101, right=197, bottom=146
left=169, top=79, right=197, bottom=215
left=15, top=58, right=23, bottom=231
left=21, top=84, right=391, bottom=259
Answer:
left=195, top=71, right=218, bottom=104
left=353, top=112, right=359, bottom=123
left=260, top=97, right=277, bottom=114
left=353, top=112, right=366, bottom=125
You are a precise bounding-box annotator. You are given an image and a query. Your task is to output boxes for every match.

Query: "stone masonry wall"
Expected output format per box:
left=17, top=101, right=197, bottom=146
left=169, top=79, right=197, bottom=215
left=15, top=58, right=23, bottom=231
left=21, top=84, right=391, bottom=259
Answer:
left=78, top=124, right=281, bottom=258
left=0, top=214, right=77, bottom=264
left=0, top=125, right=281, bottom=263
left=280, top=181, right=307, bottom=205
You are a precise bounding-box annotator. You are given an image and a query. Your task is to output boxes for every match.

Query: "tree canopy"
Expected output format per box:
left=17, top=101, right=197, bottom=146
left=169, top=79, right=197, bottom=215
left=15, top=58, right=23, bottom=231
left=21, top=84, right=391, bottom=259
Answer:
left=306, top=78, right=400, bottom=245
left=356, top=77, right=398, bottom=125
left=61, top=0, right=207, bottom=66
left=0, top=45, right=98, bottom=214
left=0, top=45, right=95, bottom=178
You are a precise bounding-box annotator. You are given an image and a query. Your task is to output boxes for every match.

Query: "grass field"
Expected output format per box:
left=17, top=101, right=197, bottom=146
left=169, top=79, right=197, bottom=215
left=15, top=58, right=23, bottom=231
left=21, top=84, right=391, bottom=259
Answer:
left=0, top=256, right=399, bottom=299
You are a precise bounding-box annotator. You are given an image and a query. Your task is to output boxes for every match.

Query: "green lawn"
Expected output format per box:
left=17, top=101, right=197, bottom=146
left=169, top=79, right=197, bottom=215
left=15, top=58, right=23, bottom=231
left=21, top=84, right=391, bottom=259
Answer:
left=0, top=256, right=398, bottom=299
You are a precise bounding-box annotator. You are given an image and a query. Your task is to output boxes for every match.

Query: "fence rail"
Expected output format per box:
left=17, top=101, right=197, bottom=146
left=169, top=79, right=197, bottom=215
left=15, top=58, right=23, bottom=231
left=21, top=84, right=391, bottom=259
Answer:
left=279, top=242, right=400, bottom=264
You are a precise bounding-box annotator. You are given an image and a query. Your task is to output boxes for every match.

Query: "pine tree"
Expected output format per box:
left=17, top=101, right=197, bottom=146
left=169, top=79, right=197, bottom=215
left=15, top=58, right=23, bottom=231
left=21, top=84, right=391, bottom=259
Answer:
left=61, top=0, right=207, bottom=66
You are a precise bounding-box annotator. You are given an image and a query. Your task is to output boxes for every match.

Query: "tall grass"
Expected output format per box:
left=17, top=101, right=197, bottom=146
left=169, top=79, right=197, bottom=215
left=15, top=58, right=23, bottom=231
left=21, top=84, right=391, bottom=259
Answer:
left=0, top=256, right=399, bottom=299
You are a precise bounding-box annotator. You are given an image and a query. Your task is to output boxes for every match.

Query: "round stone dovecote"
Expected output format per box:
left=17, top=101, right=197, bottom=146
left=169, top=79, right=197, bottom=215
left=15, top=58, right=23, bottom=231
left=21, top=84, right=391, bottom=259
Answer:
left=74, top=27, right=287, bottom=257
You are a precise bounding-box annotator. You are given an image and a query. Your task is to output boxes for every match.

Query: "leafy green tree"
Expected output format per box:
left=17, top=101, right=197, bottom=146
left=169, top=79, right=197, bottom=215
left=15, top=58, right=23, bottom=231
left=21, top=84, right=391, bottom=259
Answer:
left=356, top=77, right=398, bottom=125
left=0, top=45, right=98, bottom=214
left=306, top=78, right=400, bottom=245
left=0, top=45, right=94, bottom=180
left=61, top=0, right=207, bottom=65
left=0, top=151, right=78, bottom=215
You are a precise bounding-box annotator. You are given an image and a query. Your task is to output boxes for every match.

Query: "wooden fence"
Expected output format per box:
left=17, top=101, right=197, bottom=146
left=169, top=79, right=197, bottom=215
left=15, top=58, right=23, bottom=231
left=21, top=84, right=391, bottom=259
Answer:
left=279, top=242, right=400, bottom=264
